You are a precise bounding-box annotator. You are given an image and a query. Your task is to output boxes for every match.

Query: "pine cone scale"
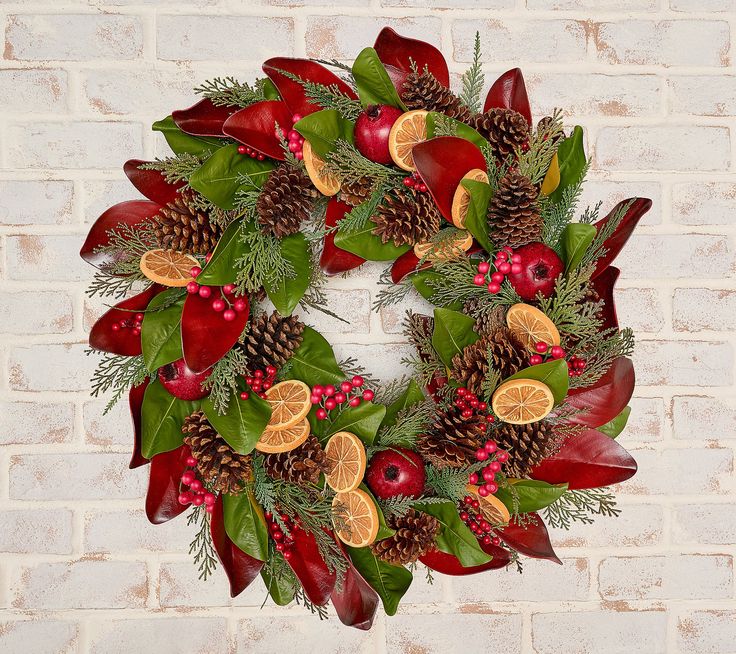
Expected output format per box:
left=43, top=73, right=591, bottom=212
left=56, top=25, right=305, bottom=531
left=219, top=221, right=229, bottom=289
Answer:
left=486, top=171, right=542, bottom=248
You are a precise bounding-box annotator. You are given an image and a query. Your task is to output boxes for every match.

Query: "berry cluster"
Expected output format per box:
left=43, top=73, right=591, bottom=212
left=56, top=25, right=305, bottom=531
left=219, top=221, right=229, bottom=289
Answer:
left=528, top=340, right=566, bottom=366
left=264, top=510, right=296, bottom=560
left=471, top=439, right=509, bottom=497
left=186, top=271, right=247, bottom=322
left=241, top=365, right=277, bottom=401
left=472, top=247, right=523, bottom=294
left=286, top=114, right=305, bottom=160
left=402, top=171, right=428, bottom=193
left=236, top=144, right=266, bottom=161
left=110, top=312, right=144, bottom=336
left=459, top=495, right=503, bottom=546
left=454, top=387, right=494, bottom=423
left=311, top=376, right=374, bottom=420
left=567, top=354, right=587, bottom=377
left=177, top=453, right=217, bottom=513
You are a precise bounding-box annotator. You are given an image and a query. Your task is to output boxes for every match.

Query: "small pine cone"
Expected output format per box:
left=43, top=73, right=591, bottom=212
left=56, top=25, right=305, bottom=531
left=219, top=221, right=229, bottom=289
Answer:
left=536, top=116, right=564, bottom=145
left=373, top=189, right=441, bottom=247
left=244, top=311, right=305, bottom=374
left=468, top=108, right=529, bottom=159
left=263, top=434, right=329, bottom=486
left=463, top=298, right=506, bottom=336
left=486, top=171, right=542, bottom=248
left=339, top=176, right=374, bottom=207
left=182, top=411, right=252, bottom=495
left=154, top=188, right=223, bottom=255
left=494, top=421, right=559, bottom=478
left=370, top=509, right=440, bottom=565
left=417, top=405, right=487, bottom=468
left=402, top=71, right=472, bottom=122
left=256, top=164, right=318, bottom=238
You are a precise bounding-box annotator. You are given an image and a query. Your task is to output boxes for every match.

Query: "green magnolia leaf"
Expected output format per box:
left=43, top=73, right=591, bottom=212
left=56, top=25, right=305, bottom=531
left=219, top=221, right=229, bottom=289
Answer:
left=462, top=178, right=493, bottom=253
left=561, top=222, right=596, bottom=273
left=506, top=359, right=569, bottom=406
left=548, top=125, right=586, bottom=204
left=598, top=406, right=632, bottom=439
left=426, top=112, right=485, bottom=149
left=346, top=545, right=412, bottom=616
left=197, top=219, right=246, bottom=285
left=293, top=109, right=354, bottom=159
left=495, top=479, right=568, bottom=514
left=189, top=144, right=275, bottom=210
left=222, top=491, right=269, bottom=561
left=410, top=270, right=463, bottom=310
left=261, top=565, right=296, bottom=606
left=283, top=326, right=344, bottom=387
left=334, top=220, right=411, bottom=261
left=140, top=289, right=185, bottom=372
left=431, top=307, right=479, bottom=367
left=326, top=402, right=386, bottom=446
left=352, top=47, right=406, bottom=110
left=140, top=380, right=199, bottom=458
left=264, top=232, right=311, bottom=316
left=382, top=379, right=425, bottom=427
left=152, top=115, right=221, bottom=157
left=262, top=78, right=280, bottom=100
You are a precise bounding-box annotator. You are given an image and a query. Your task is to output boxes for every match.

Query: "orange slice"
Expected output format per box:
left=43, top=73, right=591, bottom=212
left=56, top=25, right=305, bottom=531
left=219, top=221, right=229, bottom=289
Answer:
left=414, top=230, right=473, bottom=261
left=263, top=380, right=312, bottom=432
left=491, top=378, right=554, bottom=425
left=255, top=417, right=310, bottom=454
left=324, top=431, right=366, bottom=493
left=451, top=168, right=489, bottom=228
left=466, top=484, right=511, bottom=525
left=139, top=249, right=199, bottom=287
left=388, top=110, right=428, bottom=171
left=505, top=303, right=561, bottom=352
left=331, top=488, right=379, bottom=547
left=302, top=140, right=340, bottom=196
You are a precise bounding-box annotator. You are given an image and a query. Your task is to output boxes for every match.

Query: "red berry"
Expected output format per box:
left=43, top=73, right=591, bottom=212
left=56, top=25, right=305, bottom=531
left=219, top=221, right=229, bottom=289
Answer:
left=266, top=365, right=277, bottom=377
left=294, top=151, right=303, bottom=160
left=283, top=550, right=293, bottom=560
left=190, top=266, right=202, bottom=277
left=198, top=285, right=211, bottom=298
left=496, top=450, right=509, bottom=463
left=484, top=440, right=497, bottom=453
left=455, top=400, right=467, bottom=409
left=262, top=381, right=272, bottom=390
left=292, top=114, right=302, bottom=122
left=334, top=392, right=347, bottom=403
left=492, top=537, right=501, bottom=546
left=475, top=448, right=489, bottom=461
left=491, top=272, right=504, bottom=283
left=312, top=385, right=323, bottom=396
left=223, top=309, right=236, bottom=321
left=551, top=345, right=565, bottom=359
left=254, top=370, right=264, bottom=379
left=460, top=511, right=470, bottom=521
left=275, top=542, right=285, bottom=552
left=349, top=396, right=361, bottom=407
left=212, top=298, right=225, bottom=312
left=192, top=494, right=204, bottom=507
left=461, top=409, right=473, bottom=418
left=511, top=253, right=521, bottom=263
left=503, top=246, right=513, bottom=254
left=181, top=471, right=196, bottom=486
left=310, top=395, right=321, bottom=405
left=473, top=273, right=486, bottom=286
left=111, top=323, right=120, bottom=332
left=132, top=327, right=141, bottom=336
left=362, top=389, right=374, bottom=402
left=417, top=183, right=428, bottom=193
left=479, top=401, right=487, bottom=411
left=477, top=261, right=490, bottom=274
left=489, top=461, right=501, bottom=473
left=186, top=281, right=199, bottom=294
left=340, top=381, right=353, bottom=393
left=511, top=263, right=523, bottom=274
left=498, top=262, right=511, bottom=274
left=486, top=415, right=495, bottom=423
left=135, top=313, right=144, bottom=322
left=403, top=176, right=415, bottom=187
left=482, top=535, right=492, bottom=545
left=482, top=468, right=495, bottom=482
left=485, top=482, right=498, bottom=494
left=324, top=384, right=336, bottom=396
left=495, top=250, right=508, bottom=261
left=178, top=492, right=193, bottom=505
left=487, top=282, right=501, bottom=294
left=535, top=341, right=548, bottom=354
left=205, top=252, right=213, bottom=263
left=468, top=473, right=479, bottom=485
left=237, top=145, right=247, bottom=154
left=223, top=284, right=235, bottom=295
left=352, top=375, right=364, bottom=387
left=204, top=493, right=216, bottom=506
left=530, top=354, right=543, bottom=365
left=478, top=485, right=490, bottom=497
left=457, top=388, right=467, bottom=396
left=575, top=359, right=587, bottom=370
left=316, top=408, right=328, bottom=420
left=324, top=398, right=337, bottom=410
left=186, top=456, right=197, bottom=467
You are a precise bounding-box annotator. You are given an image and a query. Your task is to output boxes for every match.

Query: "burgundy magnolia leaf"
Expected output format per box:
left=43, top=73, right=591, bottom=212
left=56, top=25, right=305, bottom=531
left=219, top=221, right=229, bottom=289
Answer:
left=210, top=496, right=264, bottom=597
left=498, top=513, right=561, bottom=564
left=263, top=58, right=357, bottom=116
left=566, top=357, right=635, bottom=428
left=484, top=68, right=532, bottom=127
left=331, top=558, right=380, bottom=630
left=172, top=98, right=236, bottom=137
left=129, top=378, right=150, bottom=469
left=592, top=198, right=652, bottom=278
left=145, top=445, right=189, bottom=524
left=413, top=137, right=487, bottom=223
left=390, top=249, right=422, bottom=284
left=222, top=100, right=294, bottom=160
left=320, top=198, right=366, bottom=276
left=383, top=63, right=410, bottom=96
left=374, top=27, right=450, bottom=87
left=285, top=528, right=337, bottom=605
left=530, top=427, right=638, bottom=490
left=419, top=543, right=512, bottom=576
left=181, top=289, right=250, bottom=373
left=123, top=159, right=183, bottom=206
left=590, top=266, right=620, bottom=331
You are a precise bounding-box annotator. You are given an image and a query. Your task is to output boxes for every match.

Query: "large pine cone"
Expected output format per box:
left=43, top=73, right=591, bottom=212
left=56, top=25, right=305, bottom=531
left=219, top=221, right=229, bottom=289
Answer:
left=373, top=189, right=441, bottom=247
left=468, top=108, right=529, bottom=159
left=154, top=188, right=223, bottom=255
left=182, top=411, right=251, bottom=495
left=263, top=434, right=329, bottom=486
left=463, top=298, right=506, bottom=337
left=417, top=405, right=487, bottom=468
left=402, top=71, right=471, bottom=122
left=256, top=164, right=318, bottom=238
left=339, top=176, right=374, bottom=207
left=494, top=420, right=559, bottom=478
left=486, top=171, right=542, bottom=248
left=243, top=311, right=305, bottom=374
left=370, top=509, right=440, bottom=565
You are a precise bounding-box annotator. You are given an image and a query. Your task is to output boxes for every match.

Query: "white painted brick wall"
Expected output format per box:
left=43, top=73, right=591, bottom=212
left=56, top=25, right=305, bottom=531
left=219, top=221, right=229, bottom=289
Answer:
left=0, top=1, right=734, bottom=653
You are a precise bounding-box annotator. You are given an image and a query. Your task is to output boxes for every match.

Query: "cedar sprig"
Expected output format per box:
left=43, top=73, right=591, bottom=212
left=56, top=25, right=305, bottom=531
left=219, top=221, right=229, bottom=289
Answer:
left=261, top=547, right=298, bottom=608
left=540, top=169, right=592, bottom=253
left=276, top=69, right=362, bottom=120
left=400, top=311, right=445, bottom=389
left=430, top=112, right=458, bottom=137
left=577, top=199, right=634, bottom=271
left=235, top=225, right=296, bottom=294
left=294, top=587, right=330, bottom=620
left=311, top=57, right=355, bottom=77
left=459, top=32, right=485, bottom=114
left=332, top=182, right=387, bottom=234
left=88, top=351, right=148, bottom=414
left=568, top=327, right=635, bottom=389
left=194, top=76, right=270, bottom=107
left=337, top=356, right=379, bottom=388
left=373, top=375, right=414, bottom=406
left=325, top=140, right=404, bottom=186
left=425, top=461, right=487, bottom=502
left=542, top=488, right=621, bottom=530
left=373, top=400, right=435, bottom=451
left=379, top=494, right=447, bottom=519
left=86, top=270, right=143, bottom=300
left=516, top=109, right=565, bottom=185
left=422, top=257, right=487, bottom=307
left=140, top=154, right=205, bottom=184
left=187, top=504, right=218, bottom=580
left=201, top=345, right=250, bottom=414
left=373, top=266, right=414, bottom=311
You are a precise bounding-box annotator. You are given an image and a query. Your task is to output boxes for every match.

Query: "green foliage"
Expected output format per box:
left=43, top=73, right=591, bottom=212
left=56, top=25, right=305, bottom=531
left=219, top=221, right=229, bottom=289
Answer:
left=538, top=264, right=602, bottom=342
left=381, top=379, right=427, bottom=427
left=426, top=112, right=486, bottom=149
left=425, top=461, right=487, bottom=502
left=326, top=139, right=404, bottom=186
left=345, top=545, right=413, bottom=616
left=201, top=346, right=250, bottom=415
left=459, top=32, right=485, bottom=114
left=188, top=505, right=218, bottom=580
left=578, top=199, right=634, bottom=271
left=152, top=115, right=221, bottom=157
left=334, top=218, right=411, bottom=261
left=140, top=380, right=199, bottom=458
left=235, top=225, right=296, bottom=295
left=419, top=257, right=487, bottom=308
left=461, top=178, right=493, bottom=252
left=569, top=327, right=635, bottom=389
left=140, top=153, right=205, bottom=184
left=88, top=351, right=148, bottom=414
left=141, top=289, right=185, bottom=372
left=505, top=359, right=569, bottom=406
left=293, top=109, right=354, bottom=159
left=378, top=494, right=446, bottom=519
left=372, top=399, right=435, bottom=451
left=324, top=401, right=386, bottom=446
left=547, top=125, right=586, bottom=203
left=261, top=551, right=298, bottom=606
left=540, top=165, right=590, bottom=254
left=223, top=491, right=270, bottom=561
left=281, top=326, right=344, bottom=387
left=561, top=222, right=597, bottom=273
left=598, top=406, right=631, bottom=439
left=194, top=76, right=272, bottom=107
left=352, top=47, right=407, bottom=109
left=277, top=69, right=362, bottom=120
left=517, top=109, right=565, bottom=185
left=542, top=487, right=621, bottom=530
left=263, top=233, right=312, bottom=316
left=495, top=480, right=568, bottom=515
left=431, top=307, right=479, bottom=367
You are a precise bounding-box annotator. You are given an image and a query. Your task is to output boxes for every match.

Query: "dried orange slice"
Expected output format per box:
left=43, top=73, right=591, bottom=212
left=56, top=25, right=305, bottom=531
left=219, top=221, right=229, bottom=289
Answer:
left=139, top=249, right=199, bottom=287
left=255, top=417, right=310, bottom=454
left=388, top=110, right=428, bottom=171
left=324, top=431, right=366, bottom=493
left=414, top=230, right=473, bottom=261
left=331, top=488, right=379, bottom=547
left=302, top=140, right=340, bottom=196
left=491, top=378, right=554, bottom=425
left=466, top=484, right=511, bottom=525
left=506, top=303, right=561, bottom=352
left=264, top=380, right=312, bottom=432
left=451, top=168, right=489, bottom=228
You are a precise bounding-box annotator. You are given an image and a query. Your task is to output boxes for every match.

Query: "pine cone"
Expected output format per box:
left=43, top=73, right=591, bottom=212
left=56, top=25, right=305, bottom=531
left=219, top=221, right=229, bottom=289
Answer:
left=402, top=71, right=472, bottom=122
left=537, top=116, right=564, bottom=145
left=486, top=171, right=542, bottom=248
left=154, top=188, right=223, bottom=255
left=263, top=434, right=328, bottom=486
left=373, top=189, right=441, bottom=247
left=417, top=405, right=487, bottom=468
left=494, top=420, right=559, bottom=478
left=244, top=311, right=305, bottom=374
left=339, top=176, right=374, bottom=207
left=370, top=509, right=440, bottom=565
left=463, top=298, right=506, bottom=336
left=182, top=411, right=251, bottom=495
left=256, top=164, right=318, bottom=238
left=468, top=108, right=529, bottom=159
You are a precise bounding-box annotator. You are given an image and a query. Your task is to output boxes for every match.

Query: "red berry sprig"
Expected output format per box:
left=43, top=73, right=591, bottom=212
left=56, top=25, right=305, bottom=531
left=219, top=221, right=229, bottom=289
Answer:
left=471, top=439, right=509, bottom=497
left=186, top=269, right=247, bottom=322
left=567, top=354, right=587, bottom=377
left=177, top=453, right=217, bottom=513
left=243, top=365, right=277, bottom=400
left=528, top=340, right=567, bottom=367
left=110, top=312, right=144, bottom=336
left=454, top=386, right=494, bottom=423
left=473, top=247, right=523, bottom=294
left=458, top=495, right=503, bottom=546
left=237, top=144, right=266, bottom=161
left=311, top=376, right=373, bottom=420
left=402, top=171, right=428, bottom=193
left=286, top=113, right=304, bottom=160
left=264, top=511, right=296, bottom=560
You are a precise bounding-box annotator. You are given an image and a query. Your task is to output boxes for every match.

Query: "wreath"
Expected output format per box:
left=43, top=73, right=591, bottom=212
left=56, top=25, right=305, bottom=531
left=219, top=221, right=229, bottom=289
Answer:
left=80, top=27, right=650, bottom=628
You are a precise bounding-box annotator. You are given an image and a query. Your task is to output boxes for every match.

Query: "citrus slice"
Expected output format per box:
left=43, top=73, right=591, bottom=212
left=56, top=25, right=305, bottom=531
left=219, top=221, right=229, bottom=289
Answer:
left=331, top=488, right=379, bottom=547
left=491, top=378, right=554, bottom=425
left=302, top=140, right=340, bottom=196
left=324, top=431, right=367, bottom=493
left=451, top=168, right=489, bottom=228
left=388, top=110, right=428, bottom=171
left=139, top=249, right=199, bottom=287
left=466, top=484, right=511, bottom=525
left=414, top=230, right=473, bottom=261
left=264, top=380, right=312, bottom=432
left=505, top=303, right=561, bottom=352
left=255, top=417, right=310, bottom=454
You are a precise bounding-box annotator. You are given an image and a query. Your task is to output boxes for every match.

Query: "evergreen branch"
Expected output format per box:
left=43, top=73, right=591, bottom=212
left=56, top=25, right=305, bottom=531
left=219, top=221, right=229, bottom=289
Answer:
left=459, top=32, right=485, bottom=114
left=425, top=461, right=487, bottom=502
left=401, top=311, right=444, bottom=389
left=540, top=167, right=591, bottom=254
left=311, top=58, right=354, bottom=76
left=87, top=351, right=148, bottom=414
left=374, top=399, right=435, bottom=451
left=569, top=327, right=635, bottom=389
left=86, top=269, right=146, bottom=299
left=373, top=375, right=414, bottom=406
left=235, top=225, right=296, bottom=294
left=379, top=494, right=447, bottom=519
left=277, top=69, right=362, bottom=120
left=294, top=587, right=330, bottom=620
left=201, top=346, right=250, bottom=414
left=578, top=199, right=633, bottom=270
left=140, top=154, right=205, bottom=185
left=430, top=113, right=458, bottom=137
left=542, top=488, right=621, bottom=530
left=187, top=505, right=218, bottom=580
left=372, top=266, right=414, bottom=312
left=325, top=140, right=404, bottom=185
left=337, top=357, right=380, bottom=388
left=194, top=76, right=269, bottom=107
left=517, top=109, right=565, bottom=185
left=333, top=182, right=387, bottom=234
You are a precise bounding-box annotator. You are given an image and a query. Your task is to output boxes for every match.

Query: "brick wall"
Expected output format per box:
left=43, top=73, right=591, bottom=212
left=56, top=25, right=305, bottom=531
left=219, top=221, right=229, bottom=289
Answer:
left=0, top=1, right=734, bottom=652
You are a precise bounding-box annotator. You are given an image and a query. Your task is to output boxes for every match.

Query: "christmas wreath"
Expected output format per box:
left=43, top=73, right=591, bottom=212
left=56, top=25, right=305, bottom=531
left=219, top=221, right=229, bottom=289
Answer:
left=80, top=27, right=650, bottom=628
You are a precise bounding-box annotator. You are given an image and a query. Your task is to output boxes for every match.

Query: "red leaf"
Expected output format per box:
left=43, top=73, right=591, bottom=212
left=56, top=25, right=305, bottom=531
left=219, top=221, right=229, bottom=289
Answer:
left=210, top=496, right=264, bottom=597
left=484, top=68, right=532, bottom=127
left=145, top=445, right=189, bottom=524
left=320, top=198, right=366, bottom=276
left=419, top=542, right=512, bottom=576
left=530, top=427, right=638, bottom=490
left=566, top=357, right=635, bottom=428
left=331, top=558, right=380, bottom=630
left=590, top=266, right=620, bottom=331
left=374, top=27, right=449, bottom=88
left=129, top=379, right=150, bottom=469
left=391, top=249, right=421, bottom=284
left=592, top=198, right=652, bottom=278
left=285, top=528, right=337, bottom=605
left=124, top=159, right=183, bottom=206
left=89, top=284, right=163, bottom=356
left=222, top=100, right=294, bottom=161
left=262, top=58, right=357, bottom=116
left=498, top=513, right=561, bottom=564
left=383, top=63, right=410, bottom=96
left=80, top=200, right=161, bottom=268
left=182, top=289, right=249, bottom=373
left=172, top=98, right=236, bottom=137
left=413, top=137, right=486, bottom=223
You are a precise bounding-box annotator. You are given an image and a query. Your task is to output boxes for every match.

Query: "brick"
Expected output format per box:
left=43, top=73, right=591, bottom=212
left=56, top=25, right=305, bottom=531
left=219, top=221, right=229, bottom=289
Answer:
left=671, top=0, right=736, bottom=10
left=633, top=340, right=733, bottom=387
left=578, top=180, right=662, bottom=226
left=83, top=399, right=132, bottom=450
left=673, top=504, right=736, bottom=545
left=4, top=14, right=143, bottom=61
left=84, top=510, right=191, bottom=553
left=159, top=561, right=232, bottom=608
left=9, top=453, right=147, bottom=500
left=0, top=509, right=73, bottom=554
left=670, top=75, right=736, bottom=116
left=625, top=397, right=664, bottom=443
left=304, top=289, right=371, bottom=334
left=0, top=180, right=73, bottom=225
left=615, top=287, right=664, bottom=333
left=677, top=610, right=736, bottom=653
left=331, top=342, right=414, bottom=384
left=6, top=234, right=92, bottom=281
left=382, top=0, right=512, bottom=6
left=673, top=289, right=736, bottom=331
left=673, top=182, right=736, bottom=225
left=381, top=293, right=434, bottom=334
left=0, top=620, right=78, bottom=654
left=83, top=179, right=141, bottom=223
left=593, top=20, right=729, bottom=67
left=529, top=0, right=657, bottom=7
left=0, top=401, right=74, bottom=445
left=595, top=127, right=730, bottom=172
left=672, top=395, right=736, bottom=440
left=599, top=554, right=732, bottom=601
left=8, top=343, right=97, bottom=392
left=11, top=560, right=147, bottom=609
left=0, top=291, right=73, bottom=334
left=0, top=69, right=68, bottom=112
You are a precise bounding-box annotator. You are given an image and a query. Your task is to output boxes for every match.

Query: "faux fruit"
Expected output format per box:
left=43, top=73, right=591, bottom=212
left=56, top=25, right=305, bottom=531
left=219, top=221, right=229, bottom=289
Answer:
left=354, top=104, right=403, bottom=164
left=388, top=110, right=428, bottom=171
left=159, top=358, right=211, bottom=400
left=365, top=447, right=425, bottom=499
left=506, top=242, right=564, bottom=300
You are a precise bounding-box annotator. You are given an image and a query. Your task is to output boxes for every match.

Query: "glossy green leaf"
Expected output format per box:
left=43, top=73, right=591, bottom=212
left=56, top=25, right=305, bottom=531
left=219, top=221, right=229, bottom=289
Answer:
left=561, top=222, right=596, bottom=273
left=283, top=326, right=344, bottom=387
left=326, top=402, right=386, bottom=446
left=264, top=232, right=311, bottom=317
left=293, top=109, right=354, bottom=159
left=548, top=125, right=586, bottom=204
left=197, top=219, right=247, bottom=285
left=461, top=178, right=493, bottom=253
left=223, top=491, right=269, bottom=561
left=410, top=270, right=462, bottom=310
left=140, top=289, right=185, bottom=371
left=598, top=406, right=631, bottom=439
left=346, top=545, right=412, bottom=616
left=262, top=78, right=280, bottom=100
left=140, top=380, right=199, bottom=458
left=427, top=112, right=485, bottom=149
left=261, top=564, right=296, bottom=606
left=382, top=379, right=425, bottom=427
left=431, top=307, right=479, bottom=367
left=152, top=115, right=221, bottom=157
left=495, top=480, right=568, bottom=514
left=334, top=220, right=411, bottom=261
left=506, top=359, right=569, bottom=406
left=352, top=47, right=406, bottom=110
